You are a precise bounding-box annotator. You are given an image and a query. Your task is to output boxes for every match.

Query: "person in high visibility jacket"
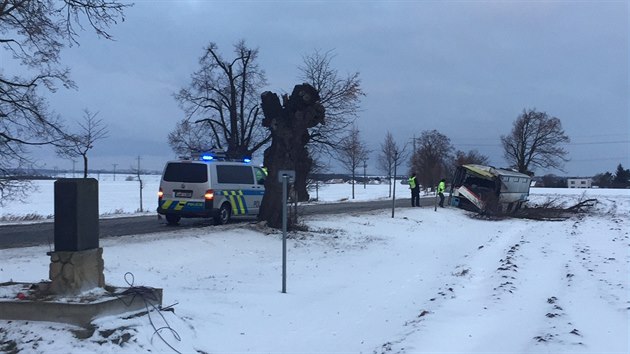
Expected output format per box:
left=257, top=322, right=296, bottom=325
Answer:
left=437, top=178, right=446, bottom=207
left=408, top=172, right=420, bottom=207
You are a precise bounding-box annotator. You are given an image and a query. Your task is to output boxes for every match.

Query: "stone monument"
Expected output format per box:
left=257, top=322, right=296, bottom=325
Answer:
left=49, top=178, right=104, bottom=294
left=0, top=177, right=163, bottom=327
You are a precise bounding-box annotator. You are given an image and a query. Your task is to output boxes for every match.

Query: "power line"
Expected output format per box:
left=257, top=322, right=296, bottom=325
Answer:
left=452, top=140, right=630, bottom=147
left=570, top=157, right=630, bottom=162
left=569, top=140, right=629, bottom=145
left=569, top=133, right=628, bottom=138
left=453, top=143, right=501, bottom=147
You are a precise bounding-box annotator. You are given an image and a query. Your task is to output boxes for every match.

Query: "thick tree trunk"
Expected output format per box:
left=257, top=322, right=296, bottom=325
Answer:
left=258, top=84, right=325, bottom=228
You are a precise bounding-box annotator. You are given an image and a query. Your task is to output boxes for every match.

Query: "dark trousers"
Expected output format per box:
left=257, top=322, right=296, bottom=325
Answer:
left=439, top=192, right=445, bottom=207
left=411, top=190, right=420, bottom=207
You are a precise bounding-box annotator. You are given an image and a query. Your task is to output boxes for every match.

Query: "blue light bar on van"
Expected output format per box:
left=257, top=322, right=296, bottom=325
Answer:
left=197, top=150, right=251, bottom=162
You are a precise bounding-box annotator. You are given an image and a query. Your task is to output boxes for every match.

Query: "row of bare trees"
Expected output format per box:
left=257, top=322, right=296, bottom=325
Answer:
left=170, top=39, right=571, bottom=192
left=344, top=108, right=571, bottom=194
left=403, top=108, right=570, bottom=189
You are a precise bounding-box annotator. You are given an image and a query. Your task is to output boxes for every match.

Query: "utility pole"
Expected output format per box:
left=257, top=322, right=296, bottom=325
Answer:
left=112, top=163, right=118, bottom=181
left=412, top=135, right=416, bottom=154
left=136, top=156, right=143, bottom=212
left=72, top=160, right=76, bottom=178
left=363, top=159, right=367, bottom=189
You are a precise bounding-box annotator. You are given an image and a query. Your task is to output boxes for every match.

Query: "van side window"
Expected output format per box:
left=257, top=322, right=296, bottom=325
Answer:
left=217, top=165, right=255, bottom=184
left=164, top=163, right=208, bottom=183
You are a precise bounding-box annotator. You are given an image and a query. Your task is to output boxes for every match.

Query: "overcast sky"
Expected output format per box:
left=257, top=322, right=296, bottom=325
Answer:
left=25, top=0, right=629, bottom=176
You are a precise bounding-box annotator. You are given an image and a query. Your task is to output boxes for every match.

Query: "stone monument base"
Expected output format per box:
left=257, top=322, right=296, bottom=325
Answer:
left=49, top=247, right=105, bottom=295
left=0, top=282, right=163, bottom=327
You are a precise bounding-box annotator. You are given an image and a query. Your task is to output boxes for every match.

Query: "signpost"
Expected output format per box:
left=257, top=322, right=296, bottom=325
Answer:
left=391, top=152, right=398, bottom=218
left=434, top=186, right=438, bottom=212
left=278, top=170, right=295, bottom=294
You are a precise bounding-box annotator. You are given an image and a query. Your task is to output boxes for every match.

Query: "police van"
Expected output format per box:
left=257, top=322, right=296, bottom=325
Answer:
left=157, top=151, right=266, bottom=225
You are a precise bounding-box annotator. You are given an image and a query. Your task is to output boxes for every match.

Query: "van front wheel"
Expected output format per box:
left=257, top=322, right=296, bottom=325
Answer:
left=214, top=203, right=231, bottom=225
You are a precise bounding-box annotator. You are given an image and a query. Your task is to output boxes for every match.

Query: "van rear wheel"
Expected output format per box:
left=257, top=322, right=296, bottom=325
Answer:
left=214, top=203, right=231, bottom=225
left=165, top=214, right=181, bottom=225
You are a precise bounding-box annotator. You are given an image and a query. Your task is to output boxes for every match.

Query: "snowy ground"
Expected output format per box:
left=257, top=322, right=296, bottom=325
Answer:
left=0, top=182, right=628, bottom=353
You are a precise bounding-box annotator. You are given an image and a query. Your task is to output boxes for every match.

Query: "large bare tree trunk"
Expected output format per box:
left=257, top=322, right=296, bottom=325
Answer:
left=258, top=84, right=325, bottom=228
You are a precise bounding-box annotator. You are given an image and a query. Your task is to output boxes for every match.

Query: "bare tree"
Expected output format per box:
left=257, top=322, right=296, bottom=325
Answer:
left=501, top=109, right=570, bottom=174
left=337, top=125, right=370, bottom=199
left=56, top=109, right=108, bottom=178
left=175, top=40, right=269, bottom=159
left=298, top=49, right=364, bottom=155
left=378, top=131, right=408, bottom=198
left=307, top=155, right=329, bottom=201
left=410, top=130, right=454, bottom=189
left=168, top=118, right=217, bottom=157
left=452, top=149, right=489, bottom=168
left=0, top=0, right=129, bottom=204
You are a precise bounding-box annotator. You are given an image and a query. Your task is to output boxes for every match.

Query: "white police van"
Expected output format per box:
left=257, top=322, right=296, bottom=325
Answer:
left=157, top=151, right=266, bottom=225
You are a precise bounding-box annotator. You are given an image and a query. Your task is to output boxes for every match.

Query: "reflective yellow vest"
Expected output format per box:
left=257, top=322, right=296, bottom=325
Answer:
left=408, top=176, right=417, bottom=189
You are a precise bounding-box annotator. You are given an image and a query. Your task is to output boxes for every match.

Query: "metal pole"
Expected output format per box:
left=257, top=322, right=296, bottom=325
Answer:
left=392, top=155, right=397, bottom=218
left=434, top=183, right=438, bottom=212
left=282, top=175, right=288, bottom=294
left=137, top=156, right=143, bottom=212
left=363, top=160, right=367, bottom=189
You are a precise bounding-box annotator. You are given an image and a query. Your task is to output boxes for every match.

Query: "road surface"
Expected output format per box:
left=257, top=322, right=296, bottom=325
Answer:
left=0, top=196, right=437, bottom=249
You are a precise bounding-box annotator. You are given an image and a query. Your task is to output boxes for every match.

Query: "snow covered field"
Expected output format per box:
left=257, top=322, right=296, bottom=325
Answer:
left=0, top=174, right=406, bottom=222
left=0, top=180, right=628, bottom=353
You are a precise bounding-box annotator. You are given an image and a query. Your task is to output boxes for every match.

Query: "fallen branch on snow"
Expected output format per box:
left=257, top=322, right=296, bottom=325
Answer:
left=514, top=198, right=598, bottom=221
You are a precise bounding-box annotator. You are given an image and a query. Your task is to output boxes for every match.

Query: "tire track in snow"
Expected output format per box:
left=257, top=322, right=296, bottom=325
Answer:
left=376, top=221, right=542, bottom=353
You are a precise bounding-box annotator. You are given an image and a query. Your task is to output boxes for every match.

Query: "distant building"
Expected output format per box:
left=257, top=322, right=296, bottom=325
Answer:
left=567, top=178, right=592, bottom=189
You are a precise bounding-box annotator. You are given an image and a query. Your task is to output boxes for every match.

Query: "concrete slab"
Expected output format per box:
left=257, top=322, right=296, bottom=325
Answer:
left=0, top=282, right=163, bottom=327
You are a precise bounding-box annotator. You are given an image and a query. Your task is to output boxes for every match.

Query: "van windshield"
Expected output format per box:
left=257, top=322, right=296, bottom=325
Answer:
left=163, top=163, right=208, bottom=183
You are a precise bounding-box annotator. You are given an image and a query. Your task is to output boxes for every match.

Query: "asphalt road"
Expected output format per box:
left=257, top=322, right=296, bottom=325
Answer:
left=0, top=196, right=437, bottom=250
